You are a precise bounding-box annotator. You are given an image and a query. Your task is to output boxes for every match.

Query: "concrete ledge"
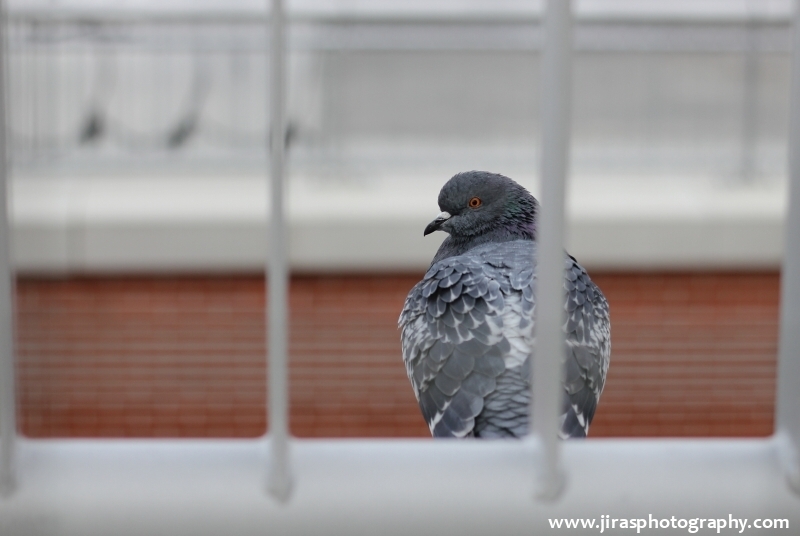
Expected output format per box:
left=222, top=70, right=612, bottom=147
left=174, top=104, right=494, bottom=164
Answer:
left=0, top=437, right=797, bottom=535
left=9, top=174, right=786, bottom=274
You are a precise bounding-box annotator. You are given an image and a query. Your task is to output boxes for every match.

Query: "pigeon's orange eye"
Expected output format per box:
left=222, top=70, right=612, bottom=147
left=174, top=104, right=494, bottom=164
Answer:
left=468, top=197, right=482, bottom=208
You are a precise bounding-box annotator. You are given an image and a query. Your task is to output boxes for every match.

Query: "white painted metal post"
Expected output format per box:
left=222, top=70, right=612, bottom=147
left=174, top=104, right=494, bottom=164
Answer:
left=0, top=0, right=16, bottom=499
left=266, top=0, right=292, bottom=501
left=531, top=0, right=571, bottom=501
left=776, top=0, right=800, bottom=496
left=740, top=0, right=759, bottom=183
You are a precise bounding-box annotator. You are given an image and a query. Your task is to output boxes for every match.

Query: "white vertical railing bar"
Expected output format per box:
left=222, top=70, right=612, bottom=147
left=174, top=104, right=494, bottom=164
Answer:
left=530, top=0, right=572, bottom=501
left=776, top=0, right=800, bottom=496
left=0, top=0, right=16, bottom=499
left=740, top=0, right=759, bottom=183
left=266, top=0, right=292, bottom=502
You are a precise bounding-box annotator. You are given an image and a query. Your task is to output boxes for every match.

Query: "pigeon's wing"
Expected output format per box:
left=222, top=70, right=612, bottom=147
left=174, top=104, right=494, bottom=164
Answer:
left=399, top=251, right=520, bottom=438
left=560, top=256, right=611, bottom=438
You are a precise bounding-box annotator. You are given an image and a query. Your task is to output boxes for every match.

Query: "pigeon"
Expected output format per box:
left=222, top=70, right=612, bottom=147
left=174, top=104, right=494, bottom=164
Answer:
left=399, top=171, right=610, bottom=438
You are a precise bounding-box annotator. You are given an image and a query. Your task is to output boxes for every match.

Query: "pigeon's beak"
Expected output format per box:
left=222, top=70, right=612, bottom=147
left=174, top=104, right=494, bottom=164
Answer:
left=424, top=211, right=452, bottom=236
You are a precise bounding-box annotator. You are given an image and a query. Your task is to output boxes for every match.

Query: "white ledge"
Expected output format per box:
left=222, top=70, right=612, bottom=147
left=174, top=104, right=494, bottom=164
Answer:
left=10, top=173, right=787, bottom=274
left=0, top=436, right=798, bottom=535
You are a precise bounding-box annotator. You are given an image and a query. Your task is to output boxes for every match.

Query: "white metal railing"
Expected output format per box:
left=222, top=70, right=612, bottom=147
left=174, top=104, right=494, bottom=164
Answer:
left=0, top=1, right=799, bottom=533
left=0, top=0, right=16, bottom=499
left=266, top=0, right=292, bottom=502
left=530, top=0, right=571, bottom=501
left=776, top=0, right=800, bottom=494
left=4, top=0, right=795, bottom=24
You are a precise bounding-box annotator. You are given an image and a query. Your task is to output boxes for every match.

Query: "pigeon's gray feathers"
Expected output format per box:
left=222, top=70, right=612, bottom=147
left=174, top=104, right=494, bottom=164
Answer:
left=399, top=240, right=610, bottom=439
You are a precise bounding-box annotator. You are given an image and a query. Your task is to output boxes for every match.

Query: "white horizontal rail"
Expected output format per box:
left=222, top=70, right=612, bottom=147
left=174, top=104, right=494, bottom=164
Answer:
left=4, top=1, right=795, bottom=24
left=0, top=438, right=797, bottom=535
left=5, top=16, right=791, bottom=54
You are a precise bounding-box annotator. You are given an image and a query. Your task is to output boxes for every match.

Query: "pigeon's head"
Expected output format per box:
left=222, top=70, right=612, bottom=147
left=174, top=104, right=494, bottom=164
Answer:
left=424, top=171, right=538, bottom=241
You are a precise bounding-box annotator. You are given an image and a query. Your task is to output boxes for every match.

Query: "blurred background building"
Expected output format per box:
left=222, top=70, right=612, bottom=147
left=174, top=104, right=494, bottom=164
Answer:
left=8, top=0, right=790, bottom=439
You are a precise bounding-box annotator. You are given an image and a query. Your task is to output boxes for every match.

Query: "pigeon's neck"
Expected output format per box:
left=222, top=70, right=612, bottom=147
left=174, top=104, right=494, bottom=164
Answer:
left=431, top=224, right=535, bottom=265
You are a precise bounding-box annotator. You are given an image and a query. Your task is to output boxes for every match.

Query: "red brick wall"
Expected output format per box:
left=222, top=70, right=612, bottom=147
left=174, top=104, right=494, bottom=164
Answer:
left=588, top=273, right=778, bottom=437
left=15, top=272, right=779, bottom=439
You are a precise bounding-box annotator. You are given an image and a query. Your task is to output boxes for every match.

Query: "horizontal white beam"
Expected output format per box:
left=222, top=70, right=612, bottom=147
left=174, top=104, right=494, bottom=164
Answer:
left=4, top=0, right=795, bottom=24
left=9, top=175, right=786, bottom=274
left=5, top=16, right=793, bottom=54
left=0, top=437, right=797, bottom=535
